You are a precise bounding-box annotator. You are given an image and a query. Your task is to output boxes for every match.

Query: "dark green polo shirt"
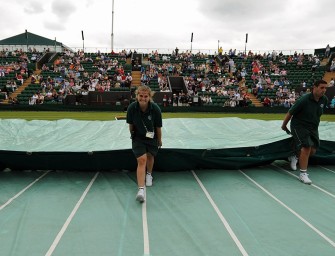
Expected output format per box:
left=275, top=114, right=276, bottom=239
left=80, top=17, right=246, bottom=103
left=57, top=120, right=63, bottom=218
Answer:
left=126, top=101, right=162, bottom=140
left=289, top=92, right=328, bottom=130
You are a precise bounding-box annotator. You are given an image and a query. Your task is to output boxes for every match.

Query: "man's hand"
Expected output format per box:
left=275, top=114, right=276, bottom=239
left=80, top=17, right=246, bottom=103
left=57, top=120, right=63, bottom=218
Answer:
left=281, top=125, right=291, bottom=135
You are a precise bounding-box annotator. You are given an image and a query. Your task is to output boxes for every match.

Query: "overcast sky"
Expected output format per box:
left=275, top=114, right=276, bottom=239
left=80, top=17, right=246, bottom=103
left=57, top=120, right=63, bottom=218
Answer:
left=0, top=0, right=334, bottom=54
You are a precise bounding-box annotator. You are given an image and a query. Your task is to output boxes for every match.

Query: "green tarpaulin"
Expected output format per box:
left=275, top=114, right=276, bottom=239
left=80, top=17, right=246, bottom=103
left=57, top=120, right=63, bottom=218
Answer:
left=0, top=118, right=334, bottom=171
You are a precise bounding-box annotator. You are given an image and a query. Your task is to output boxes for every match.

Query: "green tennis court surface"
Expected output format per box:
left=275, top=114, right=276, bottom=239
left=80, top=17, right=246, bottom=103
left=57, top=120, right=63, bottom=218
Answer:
left=1, top=162, right=335, bottom=256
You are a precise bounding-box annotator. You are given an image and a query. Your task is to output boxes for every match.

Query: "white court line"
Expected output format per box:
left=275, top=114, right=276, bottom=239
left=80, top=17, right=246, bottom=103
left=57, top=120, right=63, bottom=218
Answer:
left=191, top=170, right=249, bottom=256
left=45, top=172, right=99, bottom=256
left=239, top=170, right=335, bottom=248
left=272, top=163, right=335, bottom=200
left=319, top=165, right=335, bottom=174
left=142, top=188, right=150, bottom=256
left=0, top=171, right=50, bottom=211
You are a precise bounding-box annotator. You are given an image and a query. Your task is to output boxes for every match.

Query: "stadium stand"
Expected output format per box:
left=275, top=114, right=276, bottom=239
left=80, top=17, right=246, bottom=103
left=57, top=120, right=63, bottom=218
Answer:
left=0, top=45, right=334, bottom=111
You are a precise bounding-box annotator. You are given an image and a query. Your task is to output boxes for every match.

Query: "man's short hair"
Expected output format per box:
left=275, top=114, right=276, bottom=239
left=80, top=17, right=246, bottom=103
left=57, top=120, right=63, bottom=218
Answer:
left=314, top=80, right=327, bottom=87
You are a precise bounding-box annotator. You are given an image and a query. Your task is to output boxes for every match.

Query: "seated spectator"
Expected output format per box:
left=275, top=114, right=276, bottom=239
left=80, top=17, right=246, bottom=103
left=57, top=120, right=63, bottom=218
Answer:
left=42, top=64, right=49, bottom=71
left=37, top=92, right=44, bottom=104
left=240, top=93, right=251, bottom=107
left=16, top=73, right=24, bottom=85
left=265, top=75, right=271, bottom=86
left=288, top=95, right=296, bottom=106
left=282, top=86, right=289, bottom=97
left=273, top=79, right=280, bottom=87
left=279, top=58, right=286, bottom=65
left=263, top=96, right=271, bottom=107
left=125, top=73, right=132, bottom=87
left=11, top=97, right=19, bottom=104
left=330, top=96, right=335, bottom=108
left=31, top=75, right=36, bottom=84
left=283, top=77, right=291, bottom=86
left=297, top=60, right=303, bottom=69
left=201, top=95, right=212, bottom=105
left=0, top=87, right=8, bottom=99
left=301, top=80, right=307, bottom=88
left=283, top=98, right=290, bottom=108
left=280, top=69, right=287, bottom=76
left=30, top=93, right=38, bottom=105
left=229, top=99, right=237, bottom=107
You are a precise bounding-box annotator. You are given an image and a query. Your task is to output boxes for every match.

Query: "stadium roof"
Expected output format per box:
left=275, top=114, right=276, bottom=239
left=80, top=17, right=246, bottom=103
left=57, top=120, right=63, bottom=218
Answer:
left=0, top=31, right=63, bottom=46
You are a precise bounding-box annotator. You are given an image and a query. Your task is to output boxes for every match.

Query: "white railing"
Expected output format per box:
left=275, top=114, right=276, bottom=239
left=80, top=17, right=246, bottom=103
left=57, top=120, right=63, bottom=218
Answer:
left=70, top=47, right=316, bottom=56
left=0, top=45, right=316, bottom=56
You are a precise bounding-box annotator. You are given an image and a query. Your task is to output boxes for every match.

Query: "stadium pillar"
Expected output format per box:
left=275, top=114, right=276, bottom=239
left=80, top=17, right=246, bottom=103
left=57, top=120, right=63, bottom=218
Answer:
left=111, top=0, right=115, bottom=52
left=82, top=30, right=85, bottom=53
left=25, top=29, right=28, bottom=52
left=244, top=33, right=248, bottom=55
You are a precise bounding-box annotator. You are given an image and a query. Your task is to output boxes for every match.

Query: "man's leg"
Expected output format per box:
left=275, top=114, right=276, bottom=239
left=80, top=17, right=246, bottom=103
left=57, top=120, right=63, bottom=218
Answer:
left=298, top=146, right=314, bottom=184
left=298, top=146, right=311, bottom=170
left=299, top=146, right=316, bottom=169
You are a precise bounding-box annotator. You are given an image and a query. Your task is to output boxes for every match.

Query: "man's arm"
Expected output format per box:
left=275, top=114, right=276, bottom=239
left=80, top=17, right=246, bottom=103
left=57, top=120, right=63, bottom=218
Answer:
left=281, top=112, right=292, bottom=134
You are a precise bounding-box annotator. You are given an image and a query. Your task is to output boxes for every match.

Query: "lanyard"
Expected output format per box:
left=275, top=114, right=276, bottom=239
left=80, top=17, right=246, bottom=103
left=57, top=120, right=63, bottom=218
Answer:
left=140, top=110, right=153, bottom=133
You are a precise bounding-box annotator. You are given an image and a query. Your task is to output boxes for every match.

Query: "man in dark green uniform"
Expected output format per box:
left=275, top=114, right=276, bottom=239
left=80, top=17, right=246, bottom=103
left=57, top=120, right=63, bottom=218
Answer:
left=281, top=80, right=328, bottom=184
left=127, top=85, right=162, bottom=202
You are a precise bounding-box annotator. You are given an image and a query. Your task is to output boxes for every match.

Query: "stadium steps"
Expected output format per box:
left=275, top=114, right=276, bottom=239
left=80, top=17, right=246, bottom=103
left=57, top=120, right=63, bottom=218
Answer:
left=238, top=81, right=263, bottom=107
left=2, top=69, right=42, bottom=104
left=131, top=70, right=141, bottom=86
left=247, top=93, right=263, bottom=107
left=323, top=71, right=334, bottom=84
left=320, top=58, right=329, bottom=66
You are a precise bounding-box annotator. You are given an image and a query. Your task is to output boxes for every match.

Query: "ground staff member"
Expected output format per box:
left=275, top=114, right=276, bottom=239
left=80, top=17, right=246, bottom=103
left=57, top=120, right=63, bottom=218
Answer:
left=126, top=85, right=162, bottom=202
left=281, top=80, right=328, bottom=184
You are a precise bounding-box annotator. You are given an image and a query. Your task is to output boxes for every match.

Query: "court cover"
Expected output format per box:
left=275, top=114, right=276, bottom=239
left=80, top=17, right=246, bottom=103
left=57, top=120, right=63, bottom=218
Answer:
left=0, top=118, right=334, bottom=171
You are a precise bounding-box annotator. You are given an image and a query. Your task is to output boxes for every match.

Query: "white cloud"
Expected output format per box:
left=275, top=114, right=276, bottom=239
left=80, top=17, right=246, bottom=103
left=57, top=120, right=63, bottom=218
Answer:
left=23, top=1, right=44, bottom=14
left=44, top=21, right=66, bottom=31
left=51, top=0, right=76, bottom=20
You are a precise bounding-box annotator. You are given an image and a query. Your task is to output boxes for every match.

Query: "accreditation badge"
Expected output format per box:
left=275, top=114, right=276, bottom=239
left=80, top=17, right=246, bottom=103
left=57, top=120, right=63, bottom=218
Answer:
left=146, top=132, right=155, bottom=139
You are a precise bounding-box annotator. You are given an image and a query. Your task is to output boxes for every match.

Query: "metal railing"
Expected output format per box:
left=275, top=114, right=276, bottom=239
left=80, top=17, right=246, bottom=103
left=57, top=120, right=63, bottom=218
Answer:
left=0, top=45, right=317, bottom=56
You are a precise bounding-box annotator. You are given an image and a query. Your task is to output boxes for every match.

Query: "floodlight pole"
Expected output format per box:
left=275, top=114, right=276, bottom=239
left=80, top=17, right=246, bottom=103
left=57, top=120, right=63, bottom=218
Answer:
left=111, top=0, right=115, bottom=52
left=25, top=29, right=28, bottom=52
left=245, top=33, right=248, bottom=55
left=82, top=30, right=85, bottom=53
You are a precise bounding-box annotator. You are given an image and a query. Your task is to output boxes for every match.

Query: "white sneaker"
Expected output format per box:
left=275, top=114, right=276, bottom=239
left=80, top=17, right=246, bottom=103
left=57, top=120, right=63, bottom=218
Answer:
left=146, top=173, right=153, bottom=187
left=136, top=188, right=145, bottom=202
left=288, top=156, right=298, bottom=171
left=299, top=172, right=312, bottom=185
